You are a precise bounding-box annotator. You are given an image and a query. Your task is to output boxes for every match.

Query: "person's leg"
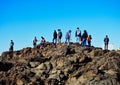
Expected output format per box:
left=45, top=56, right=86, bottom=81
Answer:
left=9, top=46, right=12, bottom=51
left=82, top=38, right=86, bottom=46
left=81, top=38, right=84, bottom=46
left=105, top=43, right=107, bottom=50
left=53, top=38, right=54, bottom=43
left=59, top=37, right=61, bottom=43
left=88, top=41, right=91, bottom=47
left=58, top=38, right=60, bottom=43
left=106, top=44, right=108, bottom=50
left=55, top=38, right=57, bottom=44
left=88, top=41, right=90, bottom=47
left=11, top=46, right=13, bottom=51
left=68, top=38, right=70, bottom=46
left=57, top=36, right=59, bottom=43
left=104, top=44, right=106, bottom=50
left=40, top=43, right=44, bottom=48
left=89, top=41, right=91, bottom=47
left=84, top=39, right=87, bottom=46
left=65, top=38, right=67, bottom=43
left=76, top=36, right=79, bottom=43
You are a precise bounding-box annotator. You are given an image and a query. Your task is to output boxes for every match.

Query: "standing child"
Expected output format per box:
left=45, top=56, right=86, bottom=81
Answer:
left=87, top=35, right=92, bottom=47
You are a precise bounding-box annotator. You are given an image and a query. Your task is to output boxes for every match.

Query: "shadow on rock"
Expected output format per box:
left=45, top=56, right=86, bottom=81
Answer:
left=0, top=62, right=13, bottom=71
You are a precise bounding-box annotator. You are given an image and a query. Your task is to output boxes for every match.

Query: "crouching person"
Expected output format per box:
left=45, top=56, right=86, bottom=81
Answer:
left=40, top=36, right=46, bottom=48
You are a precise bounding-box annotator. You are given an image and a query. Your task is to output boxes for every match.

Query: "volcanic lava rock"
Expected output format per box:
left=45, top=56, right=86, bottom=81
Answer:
left=0, top=42, right=120, bottom=85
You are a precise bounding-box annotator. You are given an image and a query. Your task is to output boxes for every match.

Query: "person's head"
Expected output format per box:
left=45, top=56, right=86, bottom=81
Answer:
left=69, top=30, right=71, bottom=33
left=84, top=30, right=87, bottom=33
left=11, top=40, right=13, bottom=42
left=41, top=36, right=44, bottom=39
left=58, top=29, right=61, bottom=31
left=77, top=27, right=79, bottom=30
left=106, top=35, right=108, bottom=38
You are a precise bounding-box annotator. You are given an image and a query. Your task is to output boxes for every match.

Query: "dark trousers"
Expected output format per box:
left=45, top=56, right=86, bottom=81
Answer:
left=88, top=41, right=91, bottom=47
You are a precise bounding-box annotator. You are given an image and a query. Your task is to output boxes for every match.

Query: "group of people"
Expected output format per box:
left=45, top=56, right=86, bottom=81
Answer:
left=75, top=28, right=92, bottom=47
left=52, top=29, right=62, bottom=44
left=9, top=28, right=110, bottom=52
left=52, top=28, right=92, bottom=47
left=33, top=36, right=46, bottom=48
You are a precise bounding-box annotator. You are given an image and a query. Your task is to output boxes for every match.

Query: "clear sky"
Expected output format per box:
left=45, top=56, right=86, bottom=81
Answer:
left=0, top=0, right=120, bottom=54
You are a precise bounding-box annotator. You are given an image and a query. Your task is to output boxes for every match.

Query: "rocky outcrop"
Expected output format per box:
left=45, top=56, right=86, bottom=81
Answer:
left=0, top=42, right=120, bottom=85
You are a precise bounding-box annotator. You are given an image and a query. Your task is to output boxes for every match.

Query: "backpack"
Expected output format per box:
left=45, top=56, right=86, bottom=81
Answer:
left=87, top=36, right=92, bottom=41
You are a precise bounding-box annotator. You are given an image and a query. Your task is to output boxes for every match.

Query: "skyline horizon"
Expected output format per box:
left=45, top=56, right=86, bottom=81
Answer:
left=0, top=27, right=118, bottom=55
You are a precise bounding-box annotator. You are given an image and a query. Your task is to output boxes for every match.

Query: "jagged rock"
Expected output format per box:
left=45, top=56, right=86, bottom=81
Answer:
left=36, top=63, right=47, bottom=70
left=29, top=62, right=40, bottom=68
left=0, top=42, right=120, bottom=85
left=16, top=79, right=24, bottom=85
left=0, top=62, right=13, bottom=71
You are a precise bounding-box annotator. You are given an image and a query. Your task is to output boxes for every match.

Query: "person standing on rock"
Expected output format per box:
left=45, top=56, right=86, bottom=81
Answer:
left=53, top=30, right=57, bottom=44
left=75, top=27, right=81, bottom=44
left=33, top=36, right=38, bottom=47
left=87, top=35, right=92, bottom=47
left=57, top=29, right=62, bottom=43
left=65, top=30, right=71, bottom=45
left=104, top=35, right=109, bottom=50
left=81, top=30, right=88, bottom=46
left=9, top=40, right=14, bottom=52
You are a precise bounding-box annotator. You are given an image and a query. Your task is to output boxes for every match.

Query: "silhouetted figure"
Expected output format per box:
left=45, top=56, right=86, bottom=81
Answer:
left=33, top=36, right=38, bottom=47
left=57, top=29, right=62, bottom=43
left=104, top=35, right=109, bottom=50
left=81, top=30, right=88, bottom=46
left=75, top=27, right=81, bottom=44
left=9, top=40, right=14, bottom=52
left=65, top=30, right=71, bottom=45
left=53, top=30, right=57, bottom=44
left=87, top=35, right=92, bottom=47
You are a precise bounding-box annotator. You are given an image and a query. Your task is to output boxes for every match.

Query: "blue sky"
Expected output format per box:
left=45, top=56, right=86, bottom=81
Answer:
left=0, top=0, right=120, bottom=54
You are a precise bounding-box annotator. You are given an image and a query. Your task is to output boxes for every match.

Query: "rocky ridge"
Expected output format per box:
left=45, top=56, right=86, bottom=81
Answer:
left=0, top=42, right=120, bottom=85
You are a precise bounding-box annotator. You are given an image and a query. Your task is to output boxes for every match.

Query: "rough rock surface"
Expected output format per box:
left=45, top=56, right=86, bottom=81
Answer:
left=0, top=42, right=120, bottom=85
